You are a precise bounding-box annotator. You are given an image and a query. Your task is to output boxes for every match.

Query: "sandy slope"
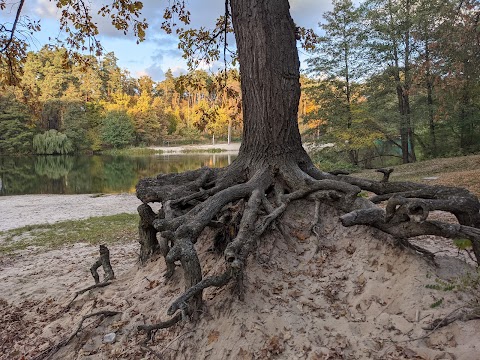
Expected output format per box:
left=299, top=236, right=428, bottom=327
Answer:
left=1, top=200, right=479, bottom=360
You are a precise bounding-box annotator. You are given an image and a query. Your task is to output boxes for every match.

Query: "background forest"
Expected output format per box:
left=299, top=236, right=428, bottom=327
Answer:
left=0, top=49, right=243, bottom=154
left=0, top=0, right=479, bottom=169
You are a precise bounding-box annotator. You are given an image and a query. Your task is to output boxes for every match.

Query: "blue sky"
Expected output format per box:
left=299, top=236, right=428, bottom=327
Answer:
left=2, top=0, right=334, bottom=81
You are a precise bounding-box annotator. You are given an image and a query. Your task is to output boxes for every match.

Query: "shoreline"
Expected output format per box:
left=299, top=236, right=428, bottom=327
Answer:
left=150, top=142, right=241, bottom=155
left=0, top=193, right=144, bottom=232
left=0, top=145, right=242, bottom=232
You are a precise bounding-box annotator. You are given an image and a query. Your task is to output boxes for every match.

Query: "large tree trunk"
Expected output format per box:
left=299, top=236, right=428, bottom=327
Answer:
left=135, top=0, right=480, bottom=336
left=231, top=0, right=309, bottom=168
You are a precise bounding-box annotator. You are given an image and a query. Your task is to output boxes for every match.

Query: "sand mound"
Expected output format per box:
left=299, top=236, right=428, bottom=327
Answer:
left=1, top=201, right=479, bottom=360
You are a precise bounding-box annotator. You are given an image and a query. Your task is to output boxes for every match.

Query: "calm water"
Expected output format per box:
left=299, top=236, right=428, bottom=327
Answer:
left=0, top=153, right=237, bottom=196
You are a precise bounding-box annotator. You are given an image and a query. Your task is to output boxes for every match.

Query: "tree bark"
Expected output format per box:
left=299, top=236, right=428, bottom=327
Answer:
left=138, top=203, right=160, bottom=263
left=425, top=36, right=437, bottom=157
left=230, top=0, right=310, bottom=168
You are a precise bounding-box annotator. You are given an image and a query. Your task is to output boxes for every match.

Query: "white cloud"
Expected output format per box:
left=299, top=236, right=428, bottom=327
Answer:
left=171, top=66, right=187, bottom=77
left=143, top=64, right=165, bottom=81
left=290, top=0, right=332, bottom=29
left=33, top=0, right=60, bottom=19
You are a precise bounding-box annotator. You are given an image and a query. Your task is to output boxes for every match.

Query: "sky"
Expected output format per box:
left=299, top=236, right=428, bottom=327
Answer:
left=2, top=0, right=335, bottom=81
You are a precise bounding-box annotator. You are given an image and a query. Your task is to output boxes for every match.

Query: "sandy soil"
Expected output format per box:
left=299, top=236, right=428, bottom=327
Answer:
left=1, top=200, right=479, bottom=360
left=0, top=193, right=143, bottom=232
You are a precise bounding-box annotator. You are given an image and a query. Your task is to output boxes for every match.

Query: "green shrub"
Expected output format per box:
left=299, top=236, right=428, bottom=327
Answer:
left=33, top=129, right=74, bottom=155
left=309, top=146, right=360, bottom=173
left=101, top=111, right=135, bottom=149
left=0, top=95, right=34, bottom=155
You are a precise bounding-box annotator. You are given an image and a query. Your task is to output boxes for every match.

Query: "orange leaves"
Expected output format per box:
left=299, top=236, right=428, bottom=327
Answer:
left=161, top=1, right=191, bottom=34
left=207, top=330, right=220, bottom=344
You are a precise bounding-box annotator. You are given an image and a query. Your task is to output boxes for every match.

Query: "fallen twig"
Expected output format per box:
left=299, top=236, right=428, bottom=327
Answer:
left=32, top=310, right=121, bottom=360
left=65, top=281, right=112, bottom=310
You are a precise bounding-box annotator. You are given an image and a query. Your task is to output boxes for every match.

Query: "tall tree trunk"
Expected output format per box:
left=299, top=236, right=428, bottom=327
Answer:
left=425, top=37, right=436, bottom=157
left=394, top=78, right=409, bottom=164
left=342, top=21, right=357, bottom=166
left=230, top=0, right=309, bottom=168
left=404, top=0, right=415, bottom=163
left=389, top=0, right=415, bottom=164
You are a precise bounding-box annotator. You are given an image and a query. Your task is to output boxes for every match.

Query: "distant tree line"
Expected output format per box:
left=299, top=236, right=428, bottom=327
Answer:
left=301, top=0, right=480, bottom=166
left=1, top=0, right=478, bottom=166
left=0, top=48, right=242, bottom=155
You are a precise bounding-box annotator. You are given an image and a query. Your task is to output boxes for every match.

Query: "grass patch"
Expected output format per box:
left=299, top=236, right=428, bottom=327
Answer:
left=0, top=213, right=139, bottom=254
left=101, top=147, right=164, bottom=156
left=180, top=148, right=227, bottom=154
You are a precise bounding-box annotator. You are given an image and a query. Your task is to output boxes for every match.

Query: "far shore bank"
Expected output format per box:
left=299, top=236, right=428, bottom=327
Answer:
left=150, top=142, right=241, bottom=154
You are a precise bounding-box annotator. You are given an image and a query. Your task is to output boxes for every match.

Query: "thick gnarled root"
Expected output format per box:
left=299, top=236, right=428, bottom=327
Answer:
left=136, top=162, right=480, bottom=341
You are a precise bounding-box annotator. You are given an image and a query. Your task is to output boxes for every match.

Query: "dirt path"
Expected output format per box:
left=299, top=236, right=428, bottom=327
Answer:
left=0, top=193, right=142, bottom=232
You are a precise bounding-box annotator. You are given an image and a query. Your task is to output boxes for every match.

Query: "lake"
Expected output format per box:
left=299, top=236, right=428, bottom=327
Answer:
left=0, top=153, right=237, bottom=196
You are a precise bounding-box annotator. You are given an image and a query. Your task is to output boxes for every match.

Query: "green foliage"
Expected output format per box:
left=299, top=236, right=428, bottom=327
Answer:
left=309, top=147, right=360, bottom=173
left=33, top=129, right=74, bottom=155
left=101, top=147, right=164, bottom=156
left=0, top=94, right=34, bottom=155
left=101, top=111, right=135, bottom=149
left=62, top=102, right=91, bottom=151
left=425, top=278, right=454, bottom=308
left=4, top=45, right=244, bottom=149
left=425, top=278, right=456, bottom=292
left=453, top=238, right=473, bottom=251
left=430, top=298, right=444, bottom=308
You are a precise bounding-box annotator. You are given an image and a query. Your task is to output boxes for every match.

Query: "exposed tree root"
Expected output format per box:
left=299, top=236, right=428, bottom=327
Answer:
left=65, top=245, right=115, bottom=310
left=137, top=313, right=183, bottom=343
left=135, top=161, right=480, bottom=342
left=65, top=281, right=112, bottom=311
left=90, top=245, right=114, bottom=284
left=340, top=207, right=480, bottom=264
left=424, top=307, right=480, bottom=331
left=168, top=270, right=233, bottom=316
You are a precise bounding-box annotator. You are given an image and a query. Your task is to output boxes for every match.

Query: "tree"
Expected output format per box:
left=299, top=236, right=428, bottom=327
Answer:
left=2, top=0, right=480, bottom=345
left=101, top=110, right=135, bottom=149
left=0, top=92, right=34, bottom=154
left=135, top=0, right=480, bottom=335
left=433, top=0, right=480, bottom=154
left=308, top=0, right=365, bottom=164
left=33, top=129, right=74, bottom=155
left=100, top=52, right=123, bottom=100
left=363, top=0, right=418, bottom=163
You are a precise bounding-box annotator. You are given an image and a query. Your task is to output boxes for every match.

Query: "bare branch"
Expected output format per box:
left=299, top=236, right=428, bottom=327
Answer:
left=0, top=0, right=25, bottom=53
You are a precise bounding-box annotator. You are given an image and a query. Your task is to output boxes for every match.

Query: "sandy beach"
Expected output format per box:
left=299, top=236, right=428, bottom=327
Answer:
left=151, top=142, right=241, bottom=154
left=0, top=193, right=143, bottom=232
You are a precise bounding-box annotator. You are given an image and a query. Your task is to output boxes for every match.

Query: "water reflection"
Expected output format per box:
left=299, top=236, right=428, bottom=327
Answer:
left=0, top=153, right=236, bottom=196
